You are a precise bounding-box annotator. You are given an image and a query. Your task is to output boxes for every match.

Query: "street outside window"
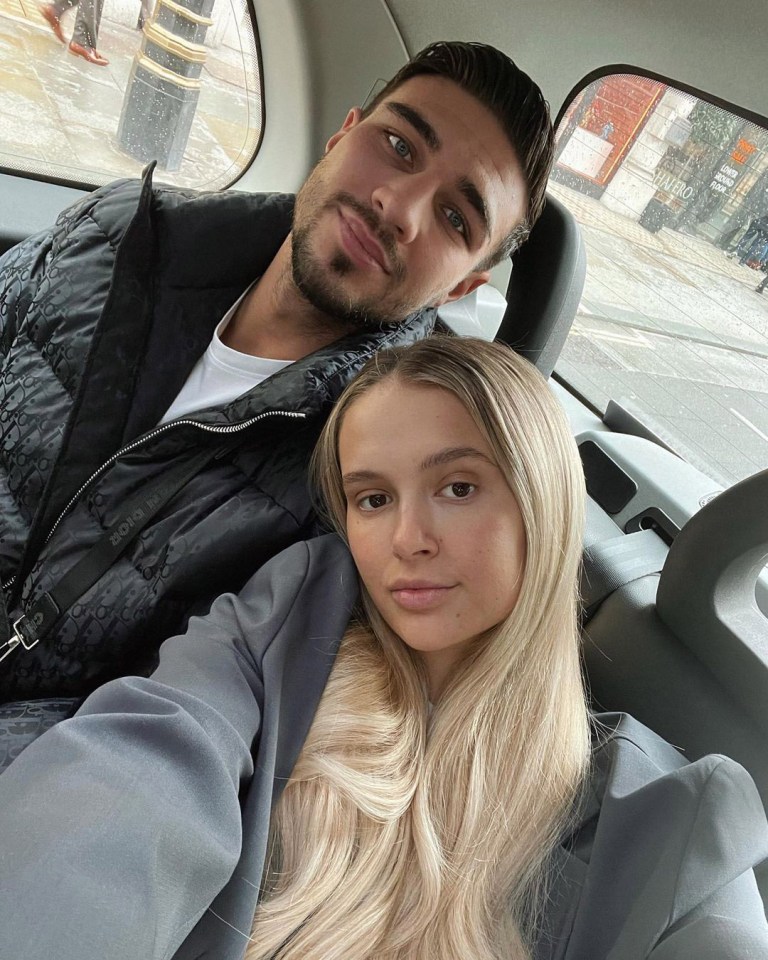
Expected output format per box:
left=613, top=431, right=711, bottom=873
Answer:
left=551, top=73, right=768, bottom=489
left=0, top=0, right=262, bottom=188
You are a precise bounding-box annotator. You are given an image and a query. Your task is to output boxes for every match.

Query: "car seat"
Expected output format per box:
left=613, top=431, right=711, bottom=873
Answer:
left=498, top=191, right=586, bottom=377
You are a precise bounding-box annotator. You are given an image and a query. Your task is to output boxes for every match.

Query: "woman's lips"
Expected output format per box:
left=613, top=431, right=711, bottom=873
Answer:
left=390, top=585, right=456, bottom=611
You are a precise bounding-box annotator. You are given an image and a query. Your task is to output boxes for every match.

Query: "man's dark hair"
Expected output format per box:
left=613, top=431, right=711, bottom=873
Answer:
left=364, top=40, right=554, bottom=268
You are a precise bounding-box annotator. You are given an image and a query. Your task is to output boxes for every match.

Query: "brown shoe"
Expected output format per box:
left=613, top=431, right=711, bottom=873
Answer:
left=40, top=4, right=65, bottom=43
left=68, top=40, right=109, bottom=65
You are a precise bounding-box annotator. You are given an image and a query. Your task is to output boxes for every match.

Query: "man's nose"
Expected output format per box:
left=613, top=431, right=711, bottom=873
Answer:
left=371, top=173, right=432, bottom=245
left=391, top=502, right=439, bottom=559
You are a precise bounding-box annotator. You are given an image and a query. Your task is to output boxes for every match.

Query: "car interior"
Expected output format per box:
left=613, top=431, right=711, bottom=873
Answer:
left=1, top=0, right=767, bottom=904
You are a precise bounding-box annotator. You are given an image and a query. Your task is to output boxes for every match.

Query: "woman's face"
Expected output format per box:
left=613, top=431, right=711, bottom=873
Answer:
left=339, top=379, right=527, bottom=693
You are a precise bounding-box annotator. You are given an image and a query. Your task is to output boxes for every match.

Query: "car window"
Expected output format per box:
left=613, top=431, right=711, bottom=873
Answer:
left=0, top=0, right=262, bottom=189
left=550, top=72, right=768, bottom=489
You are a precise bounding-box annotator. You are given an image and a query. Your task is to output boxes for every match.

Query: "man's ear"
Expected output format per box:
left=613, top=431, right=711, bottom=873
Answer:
left=325, top=107, right=363, bottom=153
left=440, top=270, right=491, bottom=305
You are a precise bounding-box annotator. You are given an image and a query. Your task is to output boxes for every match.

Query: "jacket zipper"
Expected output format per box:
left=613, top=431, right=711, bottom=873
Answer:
left=1, top=408, right=307, bottom=599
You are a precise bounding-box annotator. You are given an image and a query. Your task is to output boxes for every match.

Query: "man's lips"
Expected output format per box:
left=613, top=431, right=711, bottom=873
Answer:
left=338, top=209, right=389, bottom=272
left=389, top=581, right=457, bottom=611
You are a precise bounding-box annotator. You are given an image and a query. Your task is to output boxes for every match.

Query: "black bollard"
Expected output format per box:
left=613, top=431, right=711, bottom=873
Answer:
left=117, top=0, right=215, bottom=170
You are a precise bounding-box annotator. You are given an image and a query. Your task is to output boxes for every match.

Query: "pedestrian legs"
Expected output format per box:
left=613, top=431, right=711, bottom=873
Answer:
left=67, top=0, right=109, bottom=65
left=70, top=0, right=105, bottom=50
left=42, top=0, right=109, bottom=64
left=41, top=0, right=75, bottom=43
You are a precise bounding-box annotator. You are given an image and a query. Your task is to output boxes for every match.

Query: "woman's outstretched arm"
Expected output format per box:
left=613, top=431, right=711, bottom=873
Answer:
left=0, top=534, right=356, bottom=960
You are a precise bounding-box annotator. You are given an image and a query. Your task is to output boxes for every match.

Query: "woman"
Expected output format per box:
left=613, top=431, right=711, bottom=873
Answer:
left=248, top=336, right=591, bottom=959
left=0, top=338, right=764, bottom=960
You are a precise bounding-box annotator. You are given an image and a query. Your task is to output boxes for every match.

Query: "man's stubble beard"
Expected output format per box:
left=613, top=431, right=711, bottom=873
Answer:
left=290, top=162, right=429, bottom=331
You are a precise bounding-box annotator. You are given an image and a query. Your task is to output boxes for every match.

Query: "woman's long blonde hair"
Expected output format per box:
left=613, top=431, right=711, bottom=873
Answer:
left=246, top=336, right=590, bottom=960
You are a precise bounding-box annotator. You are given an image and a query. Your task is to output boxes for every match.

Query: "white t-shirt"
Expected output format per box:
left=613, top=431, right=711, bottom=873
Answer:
left=159, top=286, right=291, bottom=424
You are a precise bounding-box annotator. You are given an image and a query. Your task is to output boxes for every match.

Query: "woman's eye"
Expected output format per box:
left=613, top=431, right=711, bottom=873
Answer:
left=443, top=206, right=466, bottom=235
left=442, top=482, right=475, bottom=499
left=358, top=493, right=391, bottom=511
left=388, top=134, right=412, bottom=161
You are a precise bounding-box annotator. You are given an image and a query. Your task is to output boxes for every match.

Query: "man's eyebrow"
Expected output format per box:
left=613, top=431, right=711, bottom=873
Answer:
left=458, top=177, right=492, bottom=242
left=386, top=101, right=441, bottom=151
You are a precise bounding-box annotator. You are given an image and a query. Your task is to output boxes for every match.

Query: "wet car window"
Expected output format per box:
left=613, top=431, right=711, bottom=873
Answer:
left=0, top=0, right=261, bottom=188
left=551, top=74, right=768, bottom=489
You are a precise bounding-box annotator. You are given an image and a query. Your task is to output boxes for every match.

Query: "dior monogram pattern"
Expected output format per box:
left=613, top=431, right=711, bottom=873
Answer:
left=0, top=697, right=80, bottom=772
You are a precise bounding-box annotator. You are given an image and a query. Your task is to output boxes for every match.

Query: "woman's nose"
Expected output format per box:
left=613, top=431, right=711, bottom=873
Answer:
left=391, top=503, right=439, bottom=559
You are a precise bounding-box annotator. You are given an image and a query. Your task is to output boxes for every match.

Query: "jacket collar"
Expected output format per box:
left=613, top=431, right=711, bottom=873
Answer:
left=195, top=309, right=437, bottom=425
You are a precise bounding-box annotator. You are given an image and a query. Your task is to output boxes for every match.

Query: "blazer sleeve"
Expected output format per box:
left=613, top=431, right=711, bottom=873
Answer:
left=645, top=756, right=768, bottom=959
left=551, top=719, right=768, bottom=960
left=0, top=535, right=354, bottom=960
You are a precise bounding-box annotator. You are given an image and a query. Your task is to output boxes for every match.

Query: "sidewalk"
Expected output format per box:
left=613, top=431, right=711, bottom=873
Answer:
left=548, top=180, right=761, bottom=285
left=548, top=179, right=768, bottom=352
left=547, top=180, right=768, bottom=487
left=0, top=0, right=260, bottom=189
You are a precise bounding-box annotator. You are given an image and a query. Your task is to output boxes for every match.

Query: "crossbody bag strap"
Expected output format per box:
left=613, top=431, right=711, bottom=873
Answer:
left=0, top=443, right=227, bottom=664
left=0, top=580, right=9, bottom=648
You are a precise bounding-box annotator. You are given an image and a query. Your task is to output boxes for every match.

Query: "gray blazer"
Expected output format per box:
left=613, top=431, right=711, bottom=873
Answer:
left=0, top=534, right=765, bottom=960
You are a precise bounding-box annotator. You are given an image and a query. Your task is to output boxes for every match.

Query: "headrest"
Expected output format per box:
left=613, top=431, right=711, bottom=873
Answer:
left=436, top=284, right=507, bottom=340
left=498, top=193, right=586, bottom=376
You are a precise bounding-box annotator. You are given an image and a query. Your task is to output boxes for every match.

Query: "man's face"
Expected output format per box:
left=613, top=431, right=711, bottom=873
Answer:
left=291, top=75, right=528, bottom=329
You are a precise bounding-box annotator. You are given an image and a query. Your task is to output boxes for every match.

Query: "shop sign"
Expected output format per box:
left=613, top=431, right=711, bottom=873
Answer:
left=731, top=138, right=756, bottom=165
left=709, top=162, right=741, bottom=195
left=654, top=171, right=694, bottom=200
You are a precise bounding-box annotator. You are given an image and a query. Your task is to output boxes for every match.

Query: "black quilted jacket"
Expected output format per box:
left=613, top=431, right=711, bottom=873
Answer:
left=0, top=167, right=434, bottom=700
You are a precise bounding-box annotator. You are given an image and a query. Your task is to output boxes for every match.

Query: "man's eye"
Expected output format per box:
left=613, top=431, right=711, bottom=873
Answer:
left=442, top=482, right=475, bottom=499
left=358, top=493, right=391, bottom=511
left=443, top=206, right=466, bottom=235
left=387, top=134, right=412, bottom=161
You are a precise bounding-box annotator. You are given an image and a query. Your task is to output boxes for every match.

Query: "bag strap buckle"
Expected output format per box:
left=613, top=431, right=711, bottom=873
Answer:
left=0, top=615, right=40, bottom=664
left=14, top=614, right=41, bottom=651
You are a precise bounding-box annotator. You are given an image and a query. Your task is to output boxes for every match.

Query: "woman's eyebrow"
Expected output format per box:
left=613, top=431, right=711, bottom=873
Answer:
left=342, top=469, right=383, bottom=487
left=342, top=448, right=493, bottom=487
left=420, top=446, right=494, bottom=471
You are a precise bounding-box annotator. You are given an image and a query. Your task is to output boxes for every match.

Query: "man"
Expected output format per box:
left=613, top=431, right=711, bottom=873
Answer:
left=0, top=41, right=554, bottom=704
